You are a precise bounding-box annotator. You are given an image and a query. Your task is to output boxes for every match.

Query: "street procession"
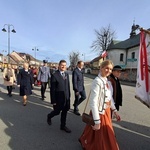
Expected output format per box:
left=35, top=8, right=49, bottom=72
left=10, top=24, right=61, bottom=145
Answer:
left=0, top=1, right=150, bottom=150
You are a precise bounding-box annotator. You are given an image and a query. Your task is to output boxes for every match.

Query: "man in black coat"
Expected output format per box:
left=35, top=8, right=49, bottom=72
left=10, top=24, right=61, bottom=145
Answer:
left=47, top=60, right=71, bottom=133
left=72, top=61, right=86, bottom=115
left=108, top=65, right=123, bottom=111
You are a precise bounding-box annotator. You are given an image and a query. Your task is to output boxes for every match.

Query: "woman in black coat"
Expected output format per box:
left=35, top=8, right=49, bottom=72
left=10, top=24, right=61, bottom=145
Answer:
left=17, top=63, right=34, bottom=106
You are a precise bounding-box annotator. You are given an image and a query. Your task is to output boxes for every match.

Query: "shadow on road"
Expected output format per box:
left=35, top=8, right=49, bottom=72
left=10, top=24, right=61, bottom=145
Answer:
left=0, top=83, right=149, bottom=150
left=0, top=88, right=84, bottom=150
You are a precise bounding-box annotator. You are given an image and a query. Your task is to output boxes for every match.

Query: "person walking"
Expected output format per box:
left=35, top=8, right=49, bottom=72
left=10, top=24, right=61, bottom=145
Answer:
left=108, top=65, right=123, bottom=111
left=17, top=63, right=34, bottom=106
left=47, top=60, right=71, bottom=133
left=3, top=64, right=16, bottom=97
left=31, top=66, right=38, bottom=85
left=72, top=61, right=86, bottom=115
left=37, top=60, right=51, bottom=100
left=79, top=60, right=121, bottom=150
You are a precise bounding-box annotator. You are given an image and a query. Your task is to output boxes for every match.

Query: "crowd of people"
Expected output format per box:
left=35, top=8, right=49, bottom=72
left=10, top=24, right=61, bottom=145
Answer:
left=2, top=59, right=123, bottom=150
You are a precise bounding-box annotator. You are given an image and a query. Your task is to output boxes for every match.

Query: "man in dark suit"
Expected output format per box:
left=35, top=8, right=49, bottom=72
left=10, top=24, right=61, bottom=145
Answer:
left=47, top=60, right=71, bottom=133
left=72, top=61, right=86, bottom=115
left=37, top=60, right=51, bottom=100
left=109, top=65, right=123, bottom=111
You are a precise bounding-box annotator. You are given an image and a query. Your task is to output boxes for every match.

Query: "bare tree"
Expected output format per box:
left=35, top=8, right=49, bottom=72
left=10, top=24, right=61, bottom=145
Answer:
left=91, top=24, right=116, bottom=55
left=69, top=51, right=80, bottom=69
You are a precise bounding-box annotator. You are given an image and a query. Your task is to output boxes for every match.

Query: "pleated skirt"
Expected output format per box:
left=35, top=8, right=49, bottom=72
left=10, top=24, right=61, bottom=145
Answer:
left=79, top=103, right=119, bottom=150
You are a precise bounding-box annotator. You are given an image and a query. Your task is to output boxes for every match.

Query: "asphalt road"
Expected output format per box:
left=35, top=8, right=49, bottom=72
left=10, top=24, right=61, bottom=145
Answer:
left=0, top=72, right=149, bottom=150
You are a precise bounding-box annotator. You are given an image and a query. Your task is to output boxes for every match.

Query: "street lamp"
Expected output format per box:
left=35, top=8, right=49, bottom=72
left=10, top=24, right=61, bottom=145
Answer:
left=32, top=47, right=39, bottom=66
left=82, top=53, right=85, bottom=62
left=2, top=24, right=16, bottom=63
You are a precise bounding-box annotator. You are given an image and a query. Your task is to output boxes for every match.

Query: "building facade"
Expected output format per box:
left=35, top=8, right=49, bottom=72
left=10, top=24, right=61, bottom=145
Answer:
left=107, top=25, right=142, bottom=81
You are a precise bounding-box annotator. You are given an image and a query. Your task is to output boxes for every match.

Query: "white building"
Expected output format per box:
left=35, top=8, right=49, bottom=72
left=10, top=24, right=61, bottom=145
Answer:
left=107, top=25, right=140, bottom=69
left=107, top=24, right=145, bottom=81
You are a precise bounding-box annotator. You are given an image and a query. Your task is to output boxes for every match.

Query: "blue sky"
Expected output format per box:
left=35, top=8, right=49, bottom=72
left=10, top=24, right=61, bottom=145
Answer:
left=0, top=0, right=150, bottom=64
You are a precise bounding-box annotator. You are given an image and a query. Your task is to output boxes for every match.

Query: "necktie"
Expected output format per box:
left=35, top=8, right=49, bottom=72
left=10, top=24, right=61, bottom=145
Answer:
left=62, top=72, right=65, bottom=79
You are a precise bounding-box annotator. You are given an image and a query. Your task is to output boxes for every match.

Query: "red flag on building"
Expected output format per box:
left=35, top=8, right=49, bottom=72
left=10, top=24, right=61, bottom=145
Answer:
left=101, top=50, right=107, bottom=58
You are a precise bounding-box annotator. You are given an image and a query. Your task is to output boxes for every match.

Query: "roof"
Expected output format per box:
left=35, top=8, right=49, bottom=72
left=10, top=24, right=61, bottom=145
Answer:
left=90, top=55, right=102, bottom=63
left=107, top=34, right=140, bottom=50
left=9, top=54, right=24, bottom=64
left=19, top=53, right=35, bottom=61
left=107, top=28, right=150, bottom=50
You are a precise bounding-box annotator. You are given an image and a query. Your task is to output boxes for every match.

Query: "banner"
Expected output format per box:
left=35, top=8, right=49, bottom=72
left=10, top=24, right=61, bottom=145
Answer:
left=135, top=30, right=150, bottom=108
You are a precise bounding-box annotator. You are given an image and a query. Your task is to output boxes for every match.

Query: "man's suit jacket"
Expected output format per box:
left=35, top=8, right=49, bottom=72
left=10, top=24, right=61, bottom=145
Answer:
left=50, top=70, right=71, bottom=110
left=37, top=66, right=51, bottom=82
left=72, top=67, right=84, bottom=92
left=108, top=74, right=122, bottom=110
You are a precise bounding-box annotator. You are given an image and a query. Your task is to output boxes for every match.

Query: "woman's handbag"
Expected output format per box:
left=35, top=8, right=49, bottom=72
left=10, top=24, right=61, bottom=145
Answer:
left=82, top=112, right=94, bottom=126
left=82, top=91, right=95, bottom=126
left=5, top=75, right=10, bottom=81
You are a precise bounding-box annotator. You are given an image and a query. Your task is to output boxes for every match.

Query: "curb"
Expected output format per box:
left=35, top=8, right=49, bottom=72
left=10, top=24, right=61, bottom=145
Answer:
left=84, top=73, right=136, bottom=87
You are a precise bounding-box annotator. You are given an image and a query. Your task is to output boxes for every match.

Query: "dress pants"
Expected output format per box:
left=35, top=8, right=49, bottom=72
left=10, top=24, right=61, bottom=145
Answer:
left=41, top=82, right=48, bottom=98
left=48, top=104, right=68, bottom=128
left=74, top=90, right=86, bottom=111
left=7, top=86, right=12, bottom=95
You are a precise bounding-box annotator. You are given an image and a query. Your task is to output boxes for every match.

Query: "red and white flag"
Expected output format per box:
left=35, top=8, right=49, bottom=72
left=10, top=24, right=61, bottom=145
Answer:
left=135, top=30, right=150, bottom=108
left=101, top=50, right=107, bottom=58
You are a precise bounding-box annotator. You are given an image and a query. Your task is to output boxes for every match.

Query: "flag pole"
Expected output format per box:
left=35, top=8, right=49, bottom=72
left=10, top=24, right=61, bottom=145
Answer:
left=140, top=28, right=150, bottom=35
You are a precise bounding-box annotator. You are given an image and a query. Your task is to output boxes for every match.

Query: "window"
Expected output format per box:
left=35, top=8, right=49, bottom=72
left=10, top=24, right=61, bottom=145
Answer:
left=120, top=53, right=124, bottom=61
left=132, top=52, right=135, bottom=59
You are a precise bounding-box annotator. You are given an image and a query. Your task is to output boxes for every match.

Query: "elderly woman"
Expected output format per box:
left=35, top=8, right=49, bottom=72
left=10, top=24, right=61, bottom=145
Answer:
left=3, top=64, right=16, bottom=97
left=79, top=60, right=121, bottom=150
left=17, top=63, right=34, bottom=106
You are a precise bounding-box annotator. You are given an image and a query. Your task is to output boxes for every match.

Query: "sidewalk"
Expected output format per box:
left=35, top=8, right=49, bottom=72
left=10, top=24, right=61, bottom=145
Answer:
left=84, top=73, right=136, bottom=87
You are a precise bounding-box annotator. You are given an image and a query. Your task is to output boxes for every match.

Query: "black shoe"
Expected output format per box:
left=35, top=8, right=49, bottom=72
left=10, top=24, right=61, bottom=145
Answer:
left=60, top=126, right=71, bottom=133
left=74, top=111, right=80, bottom=116
left=44, top=96, right=46, bottom=98
left=9, top=94, right=12, bottom=97
left=73, top=104, right=79, bottom=111
left=41, top=97, right=44, bottom=101
left=47, top=115, right=52, bottom=125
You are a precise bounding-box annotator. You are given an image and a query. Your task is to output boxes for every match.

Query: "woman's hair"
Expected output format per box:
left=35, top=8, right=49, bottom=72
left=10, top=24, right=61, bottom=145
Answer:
left=100, top=60, right=114, bottom=69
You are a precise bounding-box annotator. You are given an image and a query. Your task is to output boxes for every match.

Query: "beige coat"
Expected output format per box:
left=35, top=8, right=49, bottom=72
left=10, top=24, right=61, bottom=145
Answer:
left=3, top=68, right=16, bottom=86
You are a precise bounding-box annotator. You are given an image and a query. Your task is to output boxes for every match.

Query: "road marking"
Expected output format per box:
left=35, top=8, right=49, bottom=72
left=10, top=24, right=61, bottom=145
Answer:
left=113, top=123, right=150, bottom=139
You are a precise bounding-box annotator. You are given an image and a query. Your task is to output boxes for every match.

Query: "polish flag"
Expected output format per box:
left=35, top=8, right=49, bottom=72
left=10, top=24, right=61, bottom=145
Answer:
left=101, top=50, right=107, bottom=58
left=135, top=30, right=150, bottom=108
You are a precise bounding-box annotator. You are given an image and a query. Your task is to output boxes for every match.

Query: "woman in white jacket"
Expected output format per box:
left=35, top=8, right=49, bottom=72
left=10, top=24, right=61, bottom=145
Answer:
left=79, top=60, right=121, bottom=150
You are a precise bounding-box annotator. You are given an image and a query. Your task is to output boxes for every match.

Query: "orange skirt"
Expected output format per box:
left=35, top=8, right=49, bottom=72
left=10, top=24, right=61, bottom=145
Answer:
left=79, top=104, right=119, bottom=150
